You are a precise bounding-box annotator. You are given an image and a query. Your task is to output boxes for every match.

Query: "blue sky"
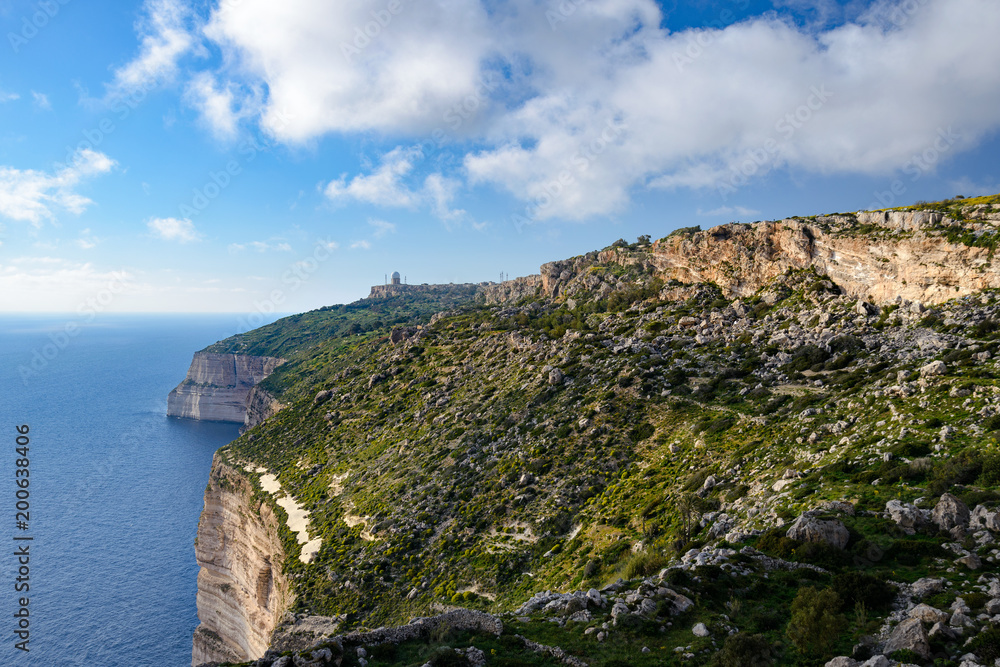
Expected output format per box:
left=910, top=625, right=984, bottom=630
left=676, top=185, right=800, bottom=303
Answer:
left=1, top=0, right=998, bottom=313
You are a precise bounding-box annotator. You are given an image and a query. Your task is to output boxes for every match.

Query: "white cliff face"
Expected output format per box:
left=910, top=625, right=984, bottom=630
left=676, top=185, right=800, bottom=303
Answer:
left=192, top=455, right=292, bottom=666
left=167, top=353, right=284, bottom=423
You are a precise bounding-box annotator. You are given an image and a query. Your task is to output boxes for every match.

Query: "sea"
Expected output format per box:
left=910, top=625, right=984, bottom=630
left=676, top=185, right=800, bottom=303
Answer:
left=0, top=314, right=281, bottom=666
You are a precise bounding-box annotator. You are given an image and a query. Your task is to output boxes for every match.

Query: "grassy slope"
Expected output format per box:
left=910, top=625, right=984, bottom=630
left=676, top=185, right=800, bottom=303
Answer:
left=211, top=196, right=1000, bottom=667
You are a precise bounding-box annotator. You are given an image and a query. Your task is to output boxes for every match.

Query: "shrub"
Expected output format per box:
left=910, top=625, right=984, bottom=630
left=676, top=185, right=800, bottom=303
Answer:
left=630, top=422, right=655, bottom=442
left=832, top=572, right=895, bottom=612
left=783, top=345, right=831, bottom=372
left=711, top=633, right=775, bottom=667
left=755, top=527, right=799, bottom=559
left=888, top=649, right=922, bottom=663
left=786, top=587, right=846, bottom=657
left=980, top=454, right=1000, bottom=485
left=622, top=552, right=670, bottom=579
left=970, top=628, right=1000, bottom=662
left=429, top=647, right=468, bottom=666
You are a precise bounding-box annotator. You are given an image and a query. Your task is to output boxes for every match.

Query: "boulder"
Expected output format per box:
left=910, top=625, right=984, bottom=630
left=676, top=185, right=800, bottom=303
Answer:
left=660, top=588, right=694, bottom=614
left=786, top=515, right=850, bottom=550
left=692, top=622, right=710, bottom=637
left=928, top=621, right=955, bottom=639
left=860, top=657, right=890, bottom=667
left=971, top=505, right=1000, bottom=532
left=932, top=493, right=970, bottom=533
left=957, top=554, right=982, bottom=570
left=920, top=360, right=946, bottom=377
left=825, top=658, right=859, bottom=667
left=883, top=618, right=932, bottom=660
left=610, top=602, right=630, bottom=619
left=886, top=500, right=931, bottom=534
left=910, top=577, right=945, bottom=598
left=909, top=603, right=948, bottom=624
left=985, top=598, right=1000, bottom=615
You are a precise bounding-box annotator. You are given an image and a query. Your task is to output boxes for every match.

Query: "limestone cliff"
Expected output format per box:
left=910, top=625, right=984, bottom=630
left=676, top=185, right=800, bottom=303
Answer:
left=642, top=210, right=1000, bottom=305
left=480, top=274, right=542, bottom=304
left=167, top=352, right=284, bottom=424
left=192, top=455, right=292, bottom=666
left=244, top=385, right=285, bottom=430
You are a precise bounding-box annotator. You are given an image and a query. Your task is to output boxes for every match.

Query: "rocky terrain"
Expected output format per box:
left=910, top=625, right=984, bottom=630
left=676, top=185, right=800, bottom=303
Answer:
left=183, top=195, right=1000, bottom=667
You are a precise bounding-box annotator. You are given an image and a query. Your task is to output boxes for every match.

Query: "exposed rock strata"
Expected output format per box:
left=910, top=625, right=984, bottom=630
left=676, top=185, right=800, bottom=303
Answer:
left=167, top=352, right=284, bottom=424
left=244, top=385, right=285, bottom=430
left=480, top=275, right=543, bottom=304
left=192, top=455, right=292, bottom=666
left=645, top=214, right=1000, bottom=305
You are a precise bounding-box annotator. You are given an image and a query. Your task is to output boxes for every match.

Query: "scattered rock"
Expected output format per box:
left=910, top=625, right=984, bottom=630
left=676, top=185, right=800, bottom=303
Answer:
left=919, top=360, right=947, bottom=377
left=786, top=515, right=850, bottom=550
left=883, top=618, right=932, bottom=660
left=692, top=622, right=710, bottom=637
left=932, top=493, right=970, bottom=533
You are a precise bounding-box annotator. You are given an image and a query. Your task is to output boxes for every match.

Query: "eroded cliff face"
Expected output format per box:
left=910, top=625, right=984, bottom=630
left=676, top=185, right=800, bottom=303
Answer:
left=635, top=211, right=999, bottom=305
left=167, top=352, right=284, bottom=424
left=192, top=455, right=292, bottom=666
left=244, top=385, right=285, bottom=430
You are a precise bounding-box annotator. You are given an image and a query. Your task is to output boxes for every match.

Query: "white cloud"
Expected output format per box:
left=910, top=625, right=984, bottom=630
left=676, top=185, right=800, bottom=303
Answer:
left=185, top=72, right=261, bottom=140
left=147, top=217, right=200, bottom=243
left=203, top=0, right=492, bottom=141
left=228, top=239, right=292, bottom=253
left=76, top=228, right=98, bottom=249
left=107, top=0, right=194, bottom=100
left=350, top=240, right=371, bottom=250
left=324, top=152, right=476, bottom=225
left=367, top=219, right=396, bottom=238
left=31, top=91, right=51, bottom=110
left=191, top=0, right=1000, bottom=221
left=0, top=150, right=117, bottom=225
left=0, top=258, right=134, bottom=311
left=325, top=147, right=423, bottom=208
left=424, top=173, right=469, bottom=226
left=1, top=90, right=20, bottom=103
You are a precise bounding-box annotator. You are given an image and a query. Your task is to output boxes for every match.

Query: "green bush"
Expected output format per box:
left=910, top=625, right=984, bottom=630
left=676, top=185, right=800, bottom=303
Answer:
left=755, top=527, right=799, bottom=559
left=832, top=572, right=895, bottom=612
left=710, top=633, right=775, bottom=667
left=970, top=628, right=1000, bottom=661
left=980, top=454, right=1000, bottom=485
left=622, top=552, right=670, bottom=579
left=786, top=587, right=846, bottom=657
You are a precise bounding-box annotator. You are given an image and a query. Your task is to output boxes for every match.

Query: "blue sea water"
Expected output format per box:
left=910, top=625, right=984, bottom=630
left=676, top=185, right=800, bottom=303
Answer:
left=0, top=314, right=277, bottom=666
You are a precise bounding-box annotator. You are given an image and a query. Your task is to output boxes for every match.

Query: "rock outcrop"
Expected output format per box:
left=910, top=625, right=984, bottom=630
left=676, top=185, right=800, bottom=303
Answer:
left=192, top=455, right=292, bottom=666
left=244, top=385, right=285, bottom=430
left=480, top=275, right=543, bottom=304
left=647, top=214, right=1000, bottom=305
left=167, top=352, right=284, bottom=424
